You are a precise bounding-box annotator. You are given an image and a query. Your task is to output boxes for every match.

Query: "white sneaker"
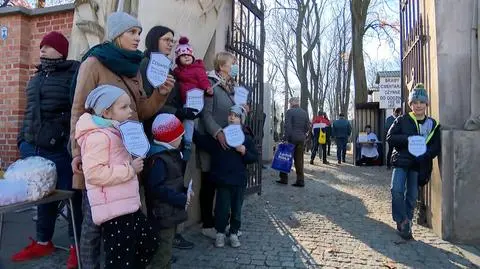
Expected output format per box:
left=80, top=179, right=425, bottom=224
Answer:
left=225, top=225, right=243, bottom=237
left=215, top=233, right=225, bottom=248
left=230, top=234, right=241, bottom=248
left=202, top=228, right=217, bottom=240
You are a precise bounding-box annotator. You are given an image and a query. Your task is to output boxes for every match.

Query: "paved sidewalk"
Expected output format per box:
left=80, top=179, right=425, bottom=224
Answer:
left=1, top=153, right=479, bottom=269
left=173, top=153, right=480, bottom=269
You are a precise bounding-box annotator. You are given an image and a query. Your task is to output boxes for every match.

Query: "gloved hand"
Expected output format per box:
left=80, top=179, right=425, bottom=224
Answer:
left=176, top=107, right=199, bottom=121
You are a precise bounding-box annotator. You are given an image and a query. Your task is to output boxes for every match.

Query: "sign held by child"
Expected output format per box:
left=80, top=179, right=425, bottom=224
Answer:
left=186, top=88, right=204, bottom=112
left=224, top=124, right=245, bottom=147
left=119, top=120, right=151, bottom=158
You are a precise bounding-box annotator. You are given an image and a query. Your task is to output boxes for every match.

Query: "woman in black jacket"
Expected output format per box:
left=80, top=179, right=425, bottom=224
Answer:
left=12, top=31, right=82, bottom=269
left=387, top=83, right=440, bottom=240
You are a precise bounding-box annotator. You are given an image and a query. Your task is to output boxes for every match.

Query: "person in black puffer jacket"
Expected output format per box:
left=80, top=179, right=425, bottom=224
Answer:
left=13, top=31, right=82, bottom=269
left=387, top=83, right=441, bottom=241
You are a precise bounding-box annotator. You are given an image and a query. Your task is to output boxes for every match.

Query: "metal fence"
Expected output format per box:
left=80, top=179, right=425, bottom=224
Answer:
left=400, top=0, right=430, bottom=226
left=226, top=0, right=265, bottom=195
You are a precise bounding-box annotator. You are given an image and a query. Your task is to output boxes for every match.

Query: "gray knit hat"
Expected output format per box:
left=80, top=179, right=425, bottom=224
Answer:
left=106, top=12, right=142, bottom=41
left=408, top=83, right=429, bottom=104
left=85, top=85, right=127, bottom=116
left=230, top=105, right=246, bottom=124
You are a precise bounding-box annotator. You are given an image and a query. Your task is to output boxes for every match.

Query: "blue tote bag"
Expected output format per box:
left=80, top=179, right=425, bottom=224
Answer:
left=271, top=143, right=295, bottom=173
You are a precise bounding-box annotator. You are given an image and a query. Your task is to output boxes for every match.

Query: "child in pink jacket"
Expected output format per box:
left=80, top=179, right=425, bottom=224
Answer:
left=75, top=85, right=158, bottom=269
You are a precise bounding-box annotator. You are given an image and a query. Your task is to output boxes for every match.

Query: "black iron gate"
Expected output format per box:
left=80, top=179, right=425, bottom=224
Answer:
left=400, top=0, right=430, bottom=226
left=226, top=0, right=265, bottom=195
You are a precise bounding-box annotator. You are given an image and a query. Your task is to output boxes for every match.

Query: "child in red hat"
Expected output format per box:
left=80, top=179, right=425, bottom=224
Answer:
left=173, top=36, right=213, bottom=161
left=144, top=113, right=193, bottom=268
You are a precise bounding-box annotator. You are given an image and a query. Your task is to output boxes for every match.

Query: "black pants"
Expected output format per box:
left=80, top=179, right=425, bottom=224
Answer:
left=214, top=184, right=245, bottom=235
left=327, top=139, right=331, bottom=155
left=357, top=156, right=378, bottom=166
left=200, top=172, right=216, bottom=228
left=102, top=211, right=159, bottom=269
left=311, top=140, right=327, bottom=162
left=386, top=142, right=393, bottom=167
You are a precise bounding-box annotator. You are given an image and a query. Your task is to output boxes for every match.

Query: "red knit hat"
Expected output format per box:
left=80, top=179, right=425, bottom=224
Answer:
left=40, top=31, right=69, bottom=58
left=152, top=114, right=185, bottom=143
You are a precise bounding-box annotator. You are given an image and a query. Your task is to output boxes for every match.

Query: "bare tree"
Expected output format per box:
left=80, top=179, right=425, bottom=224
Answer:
left=265, top=2, right=296, bottom=116
left=351, top=0, right=400, bottom=104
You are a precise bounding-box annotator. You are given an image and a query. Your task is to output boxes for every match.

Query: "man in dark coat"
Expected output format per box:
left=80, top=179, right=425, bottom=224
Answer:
left=331, top=113, right=352, bottom=164
left=277, top=97, right=310, bottom=187
left=385, top=107, right=402, bottom=169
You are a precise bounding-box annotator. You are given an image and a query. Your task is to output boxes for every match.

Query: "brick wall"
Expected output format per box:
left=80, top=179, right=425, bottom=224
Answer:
left=0, top=5, right=74, bottom=168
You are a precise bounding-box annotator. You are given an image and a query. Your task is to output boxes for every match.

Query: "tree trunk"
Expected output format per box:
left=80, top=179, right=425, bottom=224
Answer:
left=351, top=0, right=370, bottom=104
left=284, top=53, right=290, bottom=116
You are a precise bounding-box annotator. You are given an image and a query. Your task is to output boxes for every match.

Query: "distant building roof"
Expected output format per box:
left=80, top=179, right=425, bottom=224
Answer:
left=375, top=70, right=401, bottom=84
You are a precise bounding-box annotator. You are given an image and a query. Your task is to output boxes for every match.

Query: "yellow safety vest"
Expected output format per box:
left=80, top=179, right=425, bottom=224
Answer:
left=408, top=112, right=439, bottom=144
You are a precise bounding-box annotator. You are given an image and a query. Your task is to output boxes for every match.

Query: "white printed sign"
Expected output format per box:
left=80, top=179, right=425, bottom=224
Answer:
left=234, top=86, right=249, bottom=105
left=223, top=124, right=245, bottom=147
left=186, top=88, right=204, bottom=112
left=357, top=132, right=369, bottom=143
left=118, top=120, right=150, bottom=158
left=408, top=135, right=427, bottom=157
left=146, top=53, right=171, bottom=88
left=379, top=76, right=402, bottom=109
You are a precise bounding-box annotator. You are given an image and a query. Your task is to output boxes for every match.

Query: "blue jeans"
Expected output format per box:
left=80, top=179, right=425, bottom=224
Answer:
left=391, top=167, right=419, bottom=223
left=19, top=141, right=82, bottom=244
left=335, top=137, right=347, bottom=162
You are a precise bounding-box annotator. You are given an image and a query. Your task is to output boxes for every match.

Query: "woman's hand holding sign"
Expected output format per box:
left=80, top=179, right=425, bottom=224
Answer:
left=157, top=74, right=175, bottom=96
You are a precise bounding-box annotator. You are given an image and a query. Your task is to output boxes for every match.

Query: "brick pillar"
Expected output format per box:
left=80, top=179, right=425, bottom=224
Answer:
left=0, top=14, right=31, bottom=166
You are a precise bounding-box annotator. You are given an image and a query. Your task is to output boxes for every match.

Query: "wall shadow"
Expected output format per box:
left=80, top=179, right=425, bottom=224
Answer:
left=262, top=169, right=478, bottom=269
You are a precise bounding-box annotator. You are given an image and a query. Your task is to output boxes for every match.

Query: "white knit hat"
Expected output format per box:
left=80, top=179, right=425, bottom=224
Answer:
left=106, top=12, right=142, bottom=41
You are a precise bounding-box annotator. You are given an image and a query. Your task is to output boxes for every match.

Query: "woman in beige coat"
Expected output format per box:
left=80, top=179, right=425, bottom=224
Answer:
left=70, top=12, right=173, bottom=269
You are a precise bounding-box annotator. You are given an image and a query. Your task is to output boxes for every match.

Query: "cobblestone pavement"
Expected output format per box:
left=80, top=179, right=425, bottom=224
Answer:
left=1, top=153, right=479, bottom=269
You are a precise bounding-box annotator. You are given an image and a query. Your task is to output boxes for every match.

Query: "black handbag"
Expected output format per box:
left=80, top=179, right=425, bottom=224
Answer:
left=33, top=82, right=68, bottom=150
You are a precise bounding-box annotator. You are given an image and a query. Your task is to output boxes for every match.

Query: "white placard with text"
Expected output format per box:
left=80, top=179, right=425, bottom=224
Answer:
left=234, top=86, right=249, bottom=105
left=186, top=88, right=204, bottom=112
left=118, top=120, right=150, bottom=158
left=408, top=135, right=427, bottom=157
left=223, top=124, right=245, bottom=148
left=146, top=53, right=171, bottom=88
